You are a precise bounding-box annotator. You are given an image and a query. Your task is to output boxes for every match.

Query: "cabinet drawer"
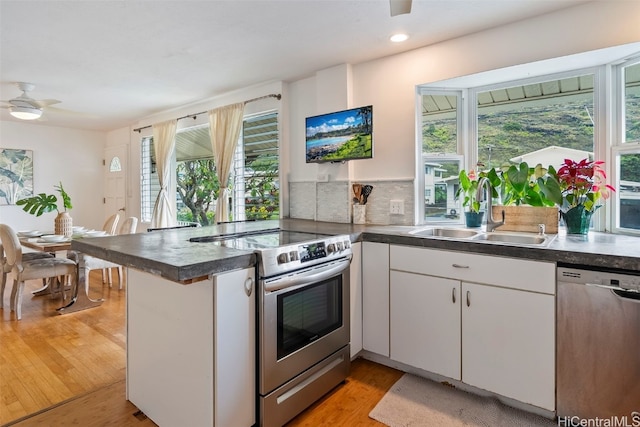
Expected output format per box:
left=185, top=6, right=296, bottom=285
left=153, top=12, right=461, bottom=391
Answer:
left=390, top=245, right=555, bottom=294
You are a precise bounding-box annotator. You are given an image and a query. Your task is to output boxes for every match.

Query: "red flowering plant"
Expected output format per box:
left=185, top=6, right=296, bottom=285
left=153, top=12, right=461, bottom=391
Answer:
left=538, top=158, right=615, bottom=213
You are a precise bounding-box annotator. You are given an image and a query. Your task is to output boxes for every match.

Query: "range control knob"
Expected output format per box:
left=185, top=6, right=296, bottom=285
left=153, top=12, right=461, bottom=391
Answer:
left=343, top=240, right=351, bottom=249
left=326, top=243, right=336, bottom=254
left=277, top=252, right=289, bottom=264
left=336, top=242, right=344, bottom=251
left=289, top=251, right=299, bottom=261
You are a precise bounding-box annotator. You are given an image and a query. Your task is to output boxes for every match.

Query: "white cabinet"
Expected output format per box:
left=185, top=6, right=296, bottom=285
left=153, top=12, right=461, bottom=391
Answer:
left=127, top=268, right=255, bottom=427
left=362, top=242, right=389, bottom=357
left=390, top=271, right=461, bottom=379
left=349, top=242, right=363, bottom=358
left=461, top=281, right=555, bottom=411
left=389, top=245, right=555, bottom=411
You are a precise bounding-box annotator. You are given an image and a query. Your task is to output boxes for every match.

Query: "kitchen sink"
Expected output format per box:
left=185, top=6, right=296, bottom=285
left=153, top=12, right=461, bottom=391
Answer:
left=472, top=232, right=553, bottom=246
left=408, top=227, right=555, bottom=247
left=409, top=227, right=481, bottom=239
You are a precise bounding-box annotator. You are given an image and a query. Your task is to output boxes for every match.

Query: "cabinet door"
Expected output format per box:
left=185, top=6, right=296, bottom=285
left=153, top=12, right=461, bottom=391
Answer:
left=350, top=242, right=363, bottom=358
left=362, top=242, right=389, bottom=356
left=214, top=268, right=256, bottom=427
left=127, top=269, right=215, bottom=427
left=391, top=271, right=461, bottom=379
left=462, top=282, right=555, bottom=411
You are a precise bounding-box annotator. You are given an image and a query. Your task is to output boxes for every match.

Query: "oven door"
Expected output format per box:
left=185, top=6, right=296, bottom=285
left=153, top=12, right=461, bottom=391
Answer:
left=259, top=257, right=351, bottom=395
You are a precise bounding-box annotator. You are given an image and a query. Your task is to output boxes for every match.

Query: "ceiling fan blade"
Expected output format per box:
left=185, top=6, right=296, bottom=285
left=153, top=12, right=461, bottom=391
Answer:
left=45, top=105, right=96, bottom=118
left=34, top=99, right=61, bottom=108
left=390, top=0, right=412, bottom=16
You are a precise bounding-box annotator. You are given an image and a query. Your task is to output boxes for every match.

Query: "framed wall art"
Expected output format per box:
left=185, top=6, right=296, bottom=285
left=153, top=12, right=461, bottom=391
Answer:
left=0, top=148, right=34, bottom=205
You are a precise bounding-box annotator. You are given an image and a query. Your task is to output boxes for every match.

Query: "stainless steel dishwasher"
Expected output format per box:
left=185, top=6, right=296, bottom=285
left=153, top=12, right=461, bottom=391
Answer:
left=557, top=264, right=640, bottom=421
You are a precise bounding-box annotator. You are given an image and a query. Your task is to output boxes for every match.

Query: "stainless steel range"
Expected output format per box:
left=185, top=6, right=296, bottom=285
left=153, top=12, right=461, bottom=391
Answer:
left=192, top=229, right=353, bottom=427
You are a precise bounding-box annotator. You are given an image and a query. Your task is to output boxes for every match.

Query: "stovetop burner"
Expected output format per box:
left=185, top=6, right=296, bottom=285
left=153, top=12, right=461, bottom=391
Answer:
left=190, top=229, right=330, bottom=250
left=190, top=228, right=353, bottom=278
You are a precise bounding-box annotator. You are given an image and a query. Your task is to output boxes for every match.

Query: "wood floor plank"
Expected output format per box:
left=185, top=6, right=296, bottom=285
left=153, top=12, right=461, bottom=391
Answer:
left=2, top=270, right=404, bottom=426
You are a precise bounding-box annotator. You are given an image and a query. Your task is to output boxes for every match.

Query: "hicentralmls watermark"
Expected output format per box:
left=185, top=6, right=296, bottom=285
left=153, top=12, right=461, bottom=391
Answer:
left=558, top=412, right=640, bottom=427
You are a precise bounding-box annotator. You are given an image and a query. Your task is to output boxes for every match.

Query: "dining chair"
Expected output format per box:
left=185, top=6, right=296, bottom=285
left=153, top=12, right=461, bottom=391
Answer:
left=72, top=216, right=138, bottom=292
left=99, top=211, right=121, bottom=284
left=106, top=216, right=138, bottom=288
left=0, top=224, right=78, bottom=320
left=102, top=212, right=121, bottom=236
left=1, top=242, right=54, bottom=309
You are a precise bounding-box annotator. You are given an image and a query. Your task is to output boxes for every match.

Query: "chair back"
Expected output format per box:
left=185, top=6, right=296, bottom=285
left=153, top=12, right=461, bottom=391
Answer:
left=118, top=217, right=138, bottom=235
left=0, top=224, right=23, bottom=268
left=102, top=213, right=121, bottom=235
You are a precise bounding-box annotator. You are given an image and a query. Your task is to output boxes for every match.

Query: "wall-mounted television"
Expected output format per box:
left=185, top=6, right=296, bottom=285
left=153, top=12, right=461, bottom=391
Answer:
left=305, top=105, right=373, bottom=163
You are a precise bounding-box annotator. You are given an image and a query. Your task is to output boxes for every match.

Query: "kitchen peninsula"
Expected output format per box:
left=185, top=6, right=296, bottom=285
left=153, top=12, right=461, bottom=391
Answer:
left=71, top=219, right=640, bottom=426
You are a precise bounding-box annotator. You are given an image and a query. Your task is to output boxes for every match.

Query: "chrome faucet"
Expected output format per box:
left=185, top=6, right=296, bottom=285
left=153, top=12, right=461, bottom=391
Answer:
left=476, top=177, right=505, bottom=232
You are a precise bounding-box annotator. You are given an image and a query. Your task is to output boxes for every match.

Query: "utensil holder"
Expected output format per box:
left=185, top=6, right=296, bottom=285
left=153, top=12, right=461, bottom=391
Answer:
left=353, top=205, right=366, bottom=224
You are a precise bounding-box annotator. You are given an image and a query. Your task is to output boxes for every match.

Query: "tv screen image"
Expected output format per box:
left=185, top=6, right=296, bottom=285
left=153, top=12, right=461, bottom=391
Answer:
left=305, top=105, right=373, bottom=163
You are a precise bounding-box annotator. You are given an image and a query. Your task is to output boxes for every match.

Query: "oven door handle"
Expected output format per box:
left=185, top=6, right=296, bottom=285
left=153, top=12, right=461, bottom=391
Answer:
left=263, top=258, right=351, bottom=292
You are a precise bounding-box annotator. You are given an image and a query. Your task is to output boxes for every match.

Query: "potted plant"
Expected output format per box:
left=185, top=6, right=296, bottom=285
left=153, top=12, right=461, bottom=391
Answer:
left=17, top=182, right=73, bottom=236
left=456, top=169, right=489, bottom=227
left=538, top=158, right=615, bottom=234
left=488, top=162, right=560, bottom=233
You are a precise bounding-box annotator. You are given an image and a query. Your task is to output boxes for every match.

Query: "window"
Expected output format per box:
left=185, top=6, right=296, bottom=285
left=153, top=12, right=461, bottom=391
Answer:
left=420, top=91, right=463, bottom=223
left=476, top=74, right=595, bottom=170
left=139, top=111, right=279, bottom=224
left=418, top=66, right=630, bottom=233
left=232, top=112, right=279, bottom=221
left=140, top=137, right=159, bottom=223
left=624, top=62, right=640, bottom=143
left=614, top=60, right=640, bottom=232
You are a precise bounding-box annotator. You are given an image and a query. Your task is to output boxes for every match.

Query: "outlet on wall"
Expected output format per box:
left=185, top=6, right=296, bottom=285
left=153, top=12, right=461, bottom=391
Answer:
left=390, top=200, right=404, bottom=215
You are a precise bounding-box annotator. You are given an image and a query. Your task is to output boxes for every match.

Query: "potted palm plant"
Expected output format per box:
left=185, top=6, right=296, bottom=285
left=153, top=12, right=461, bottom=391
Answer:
left=16, top=182, right=73, bottom=236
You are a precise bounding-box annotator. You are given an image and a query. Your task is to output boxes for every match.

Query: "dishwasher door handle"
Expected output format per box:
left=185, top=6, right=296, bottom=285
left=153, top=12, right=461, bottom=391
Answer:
left=584, top=282, right=640, bottom=300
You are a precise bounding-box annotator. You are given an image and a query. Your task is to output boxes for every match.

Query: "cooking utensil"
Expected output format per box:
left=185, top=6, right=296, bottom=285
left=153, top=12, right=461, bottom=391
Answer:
left=353, top=184, right=363, bottom=204
left=361, top=185, right=373, bottom=204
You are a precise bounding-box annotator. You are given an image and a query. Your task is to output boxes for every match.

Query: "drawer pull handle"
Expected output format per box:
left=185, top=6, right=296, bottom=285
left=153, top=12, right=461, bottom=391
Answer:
left=466, top=290, right=471, bottom=307
left=452, top=264, right=469, bottom=269
left=452, top=288, right=456, bottom=303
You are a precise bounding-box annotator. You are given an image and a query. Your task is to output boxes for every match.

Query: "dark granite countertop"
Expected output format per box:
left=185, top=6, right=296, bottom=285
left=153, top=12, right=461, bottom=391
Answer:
left=71, top=219, right=640, bottom=283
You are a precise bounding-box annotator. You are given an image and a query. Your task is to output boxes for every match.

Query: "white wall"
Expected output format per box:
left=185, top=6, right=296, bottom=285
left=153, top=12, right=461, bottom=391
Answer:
left=0, top=121, right=106, bottom=232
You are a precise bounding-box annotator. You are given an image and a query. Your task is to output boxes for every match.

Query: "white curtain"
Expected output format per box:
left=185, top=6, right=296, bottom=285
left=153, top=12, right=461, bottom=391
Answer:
left=208, top=103, right=245, bottom=223
left=150, top=119, right=178, bottom=228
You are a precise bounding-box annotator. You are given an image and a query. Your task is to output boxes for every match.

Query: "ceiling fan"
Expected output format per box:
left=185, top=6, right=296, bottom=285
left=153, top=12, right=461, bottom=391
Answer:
left=390, top=0, right=412, bottom=16
left=1, top=82, right=61, bottom=120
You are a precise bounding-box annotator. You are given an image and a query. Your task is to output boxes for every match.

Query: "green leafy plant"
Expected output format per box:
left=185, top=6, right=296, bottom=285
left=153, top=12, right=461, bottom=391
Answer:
left=499, top=162, right=555, bottom=207
left=455, top=169, right=483, bottom=213
left=16, top=181, right=72, bottom=216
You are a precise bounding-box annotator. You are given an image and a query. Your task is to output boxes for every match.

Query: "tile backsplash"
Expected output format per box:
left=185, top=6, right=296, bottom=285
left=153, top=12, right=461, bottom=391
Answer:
left=289, top=179, right=414, bottom=225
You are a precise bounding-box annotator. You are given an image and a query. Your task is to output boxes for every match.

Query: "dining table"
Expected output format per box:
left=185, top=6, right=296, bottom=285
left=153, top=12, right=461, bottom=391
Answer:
left=20, top=234, right=105, bottom=314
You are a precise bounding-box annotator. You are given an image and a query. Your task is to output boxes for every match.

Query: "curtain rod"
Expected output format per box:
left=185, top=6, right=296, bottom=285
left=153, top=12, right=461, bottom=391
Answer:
left=133, top=93, right=282, bottom=133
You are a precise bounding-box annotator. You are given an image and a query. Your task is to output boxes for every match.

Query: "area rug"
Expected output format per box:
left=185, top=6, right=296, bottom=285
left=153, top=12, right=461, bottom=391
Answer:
left=369, top=373, right=556, bottom=427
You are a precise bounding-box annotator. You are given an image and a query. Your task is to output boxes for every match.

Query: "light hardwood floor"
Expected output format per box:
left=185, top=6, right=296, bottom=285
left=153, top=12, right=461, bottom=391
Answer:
left=1, top=272, right=402, bottom=426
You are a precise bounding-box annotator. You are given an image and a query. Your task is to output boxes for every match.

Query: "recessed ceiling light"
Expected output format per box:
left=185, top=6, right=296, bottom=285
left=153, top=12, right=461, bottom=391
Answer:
left=390, top=33, right=409, bottom=43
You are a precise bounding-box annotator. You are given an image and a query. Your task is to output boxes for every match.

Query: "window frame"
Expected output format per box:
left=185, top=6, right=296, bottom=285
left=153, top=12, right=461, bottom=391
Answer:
left=417, top=88, right=465, bottom=224
left=612, top=56, right=640, bottom=235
